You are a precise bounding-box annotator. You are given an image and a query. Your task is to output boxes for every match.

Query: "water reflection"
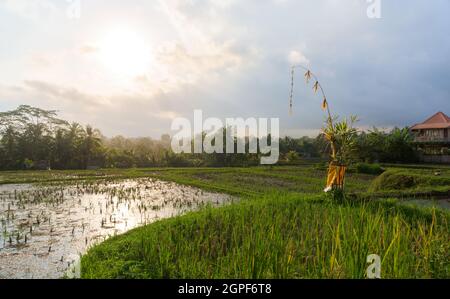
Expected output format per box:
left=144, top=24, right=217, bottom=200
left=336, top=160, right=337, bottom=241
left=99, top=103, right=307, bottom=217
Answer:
left=0, top=179, right=232, bottom=279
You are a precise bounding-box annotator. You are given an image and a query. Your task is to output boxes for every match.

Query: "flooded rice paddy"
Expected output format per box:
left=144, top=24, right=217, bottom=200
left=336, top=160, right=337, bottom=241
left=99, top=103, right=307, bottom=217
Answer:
left=0, top=179, right=232, bottom=278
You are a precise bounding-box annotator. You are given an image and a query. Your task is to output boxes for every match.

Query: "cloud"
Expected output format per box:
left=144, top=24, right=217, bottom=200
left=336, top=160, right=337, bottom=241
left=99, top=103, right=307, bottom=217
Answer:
left=143, top=41, right=244, bottom=93
left=79, top=45, right=99, bottom=55
left=127, top=0, right=259, bottom=94
left=1, top=0, right=449, bottom=138
left=23, top=80, right=105, bottom=107
left=0, top=80, right=185, bottom=136
left=288, top=50, right=309, bottom=65
left=157, top=0, right=231, bottom=50
left=1, top=0, right=58, bottom=20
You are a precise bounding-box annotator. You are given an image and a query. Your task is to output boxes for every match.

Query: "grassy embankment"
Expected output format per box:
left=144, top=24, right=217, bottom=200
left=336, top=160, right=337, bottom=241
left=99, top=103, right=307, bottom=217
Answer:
left=1, top=165, right=449, bottom=278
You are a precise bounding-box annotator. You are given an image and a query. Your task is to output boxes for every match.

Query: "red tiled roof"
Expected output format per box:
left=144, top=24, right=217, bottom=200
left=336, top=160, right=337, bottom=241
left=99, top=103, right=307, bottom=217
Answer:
left=410, top=112, right=450, bottom=130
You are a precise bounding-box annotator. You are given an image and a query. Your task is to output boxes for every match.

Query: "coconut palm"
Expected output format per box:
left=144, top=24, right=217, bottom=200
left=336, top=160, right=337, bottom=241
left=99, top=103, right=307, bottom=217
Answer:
left=81, top=125, right=102, bottom=168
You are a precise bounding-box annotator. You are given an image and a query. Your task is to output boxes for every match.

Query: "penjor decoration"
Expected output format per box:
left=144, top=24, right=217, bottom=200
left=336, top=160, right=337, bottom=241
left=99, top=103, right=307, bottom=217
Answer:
left=289, top=65, right=346, bottom=192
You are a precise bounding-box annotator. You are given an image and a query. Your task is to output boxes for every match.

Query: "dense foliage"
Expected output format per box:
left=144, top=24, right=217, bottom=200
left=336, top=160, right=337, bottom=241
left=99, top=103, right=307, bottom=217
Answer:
left=355, top=163, right=385, bottom=175
left=0, top=106, right=418, bottom=170
left=368, top=169, right=450, bottom=192
left=0, top=105, right=173, bottom=170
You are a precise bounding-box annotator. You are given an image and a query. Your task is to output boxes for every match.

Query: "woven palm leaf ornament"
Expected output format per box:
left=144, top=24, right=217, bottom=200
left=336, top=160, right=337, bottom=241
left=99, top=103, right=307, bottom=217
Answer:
left=289, top=65, right=346, bottom=192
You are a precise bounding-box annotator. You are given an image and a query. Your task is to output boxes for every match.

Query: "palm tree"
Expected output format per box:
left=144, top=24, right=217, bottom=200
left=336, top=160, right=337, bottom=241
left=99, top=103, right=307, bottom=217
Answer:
left=81, top=125, right=102, bottom=168
left=0, top=126, right=17, bottom=168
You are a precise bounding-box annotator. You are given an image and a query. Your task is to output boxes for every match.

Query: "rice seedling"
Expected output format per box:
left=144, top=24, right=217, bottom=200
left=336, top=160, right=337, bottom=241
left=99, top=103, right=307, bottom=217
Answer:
left=0, top=177, right=231, bottom=278
left=1, top=165, right=449, bottom=278
left=81, top=193, right=450, bottom=279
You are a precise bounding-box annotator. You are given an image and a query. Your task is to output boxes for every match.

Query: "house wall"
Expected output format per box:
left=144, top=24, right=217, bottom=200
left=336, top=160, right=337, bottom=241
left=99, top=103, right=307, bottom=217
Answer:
left=420, top=154, right=450, bottom=164
left=416, top=144, right=449, bottom=155
left=413, top=129, right=450, bottom=143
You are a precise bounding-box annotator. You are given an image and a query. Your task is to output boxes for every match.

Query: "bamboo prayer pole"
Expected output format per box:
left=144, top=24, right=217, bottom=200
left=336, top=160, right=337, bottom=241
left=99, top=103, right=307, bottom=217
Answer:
left=289, top=65, right=344, bottom=191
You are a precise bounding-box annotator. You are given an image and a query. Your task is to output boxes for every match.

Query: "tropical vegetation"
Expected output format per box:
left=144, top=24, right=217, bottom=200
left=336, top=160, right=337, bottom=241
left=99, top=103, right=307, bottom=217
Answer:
left=0, top=105, right=419, bottom=170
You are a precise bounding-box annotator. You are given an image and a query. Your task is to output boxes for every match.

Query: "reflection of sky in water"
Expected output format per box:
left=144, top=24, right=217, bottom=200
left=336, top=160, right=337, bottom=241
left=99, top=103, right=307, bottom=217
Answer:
left=0, top=179, right=232, bottom=278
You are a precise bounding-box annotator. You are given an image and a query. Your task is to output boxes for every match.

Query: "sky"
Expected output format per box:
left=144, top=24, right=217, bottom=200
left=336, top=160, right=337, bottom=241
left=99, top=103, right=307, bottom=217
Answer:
left=0, top=0, right=449, bottom=138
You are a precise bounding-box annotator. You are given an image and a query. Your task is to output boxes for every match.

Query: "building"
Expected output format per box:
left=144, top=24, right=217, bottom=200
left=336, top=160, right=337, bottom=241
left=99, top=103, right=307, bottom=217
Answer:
left=410, top=112, right=450, bottom=163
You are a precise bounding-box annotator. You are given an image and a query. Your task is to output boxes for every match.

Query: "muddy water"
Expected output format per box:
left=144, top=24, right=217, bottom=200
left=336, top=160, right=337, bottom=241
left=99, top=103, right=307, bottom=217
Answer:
left=0, top=179, right=232, bottom=279
left=402, top=198, right=450, bottom=210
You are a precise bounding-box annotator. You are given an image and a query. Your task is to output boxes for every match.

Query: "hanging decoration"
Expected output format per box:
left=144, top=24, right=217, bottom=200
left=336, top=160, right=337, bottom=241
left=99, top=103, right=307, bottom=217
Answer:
left=289, top=65, right=346, bottom=192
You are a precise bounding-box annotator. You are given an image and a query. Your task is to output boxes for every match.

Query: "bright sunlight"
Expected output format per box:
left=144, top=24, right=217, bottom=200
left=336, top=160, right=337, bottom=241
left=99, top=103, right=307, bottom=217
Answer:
left=98, top=28, right=152, bottom=77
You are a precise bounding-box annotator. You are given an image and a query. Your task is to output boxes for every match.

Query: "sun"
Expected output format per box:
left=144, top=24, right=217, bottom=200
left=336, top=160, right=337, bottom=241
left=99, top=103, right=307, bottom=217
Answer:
left=98, top=28, right=152, bottom=77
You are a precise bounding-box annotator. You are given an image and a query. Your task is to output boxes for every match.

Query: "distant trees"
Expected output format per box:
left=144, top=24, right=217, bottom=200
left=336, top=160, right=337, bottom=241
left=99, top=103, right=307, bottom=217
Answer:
left=1, top=105, right=68, bottom=169
left=356, top=127, right=417, bottom=163
left=285, top=151, right=301, bottom=162
left=104, top=135, right=170, bottom=168
left=279, top=136, right=322, bottom=159
left=0, top=106, right=156, bottom=169
left=0, top=105, right=419, bottom=170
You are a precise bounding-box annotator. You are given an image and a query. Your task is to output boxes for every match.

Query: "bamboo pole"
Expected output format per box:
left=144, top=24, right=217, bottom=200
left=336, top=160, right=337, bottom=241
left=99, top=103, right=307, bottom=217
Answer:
left=289, top=65, right=345, bottom=191
left=290, top=65, right=337, bottom=160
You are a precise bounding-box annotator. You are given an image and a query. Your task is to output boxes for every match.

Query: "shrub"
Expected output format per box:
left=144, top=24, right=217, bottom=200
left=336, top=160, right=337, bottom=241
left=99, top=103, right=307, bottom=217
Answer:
left=355, top=163, right=385, bottom=175
left=285, top=151, right=300, bottom=162
left=369, top=169, right=450, bottom=192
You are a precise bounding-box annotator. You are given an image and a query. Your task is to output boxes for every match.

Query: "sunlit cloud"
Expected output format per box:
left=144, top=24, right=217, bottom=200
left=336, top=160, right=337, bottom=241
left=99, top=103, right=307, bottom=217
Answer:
left=288, top=50, right=310, bottom=65
left=1, top=0, right=58, bottom=20
left=0, top=0, right=449, bottom=138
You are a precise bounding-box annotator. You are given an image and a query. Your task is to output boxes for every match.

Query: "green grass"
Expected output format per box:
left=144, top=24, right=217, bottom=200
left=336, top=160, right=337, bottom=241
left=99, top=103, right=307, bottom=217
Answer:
left=81, top=193, right=450, bottom=278
left=0, top=166, right=375, bottom=196
left=369, top=169, right=450, bottom=194
left=143, top=166, right=375, bottom=196
left=2, top=165, right=450, bottom=278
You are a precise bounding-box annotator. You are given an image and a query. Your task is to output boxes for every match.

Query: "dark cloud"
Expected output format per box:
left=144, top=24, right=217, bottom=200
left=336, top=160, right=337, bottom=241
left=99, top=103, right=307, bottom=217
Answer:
left=1, top=0, right=449, bottom=138
left=24, top=80, right=103, bottom=107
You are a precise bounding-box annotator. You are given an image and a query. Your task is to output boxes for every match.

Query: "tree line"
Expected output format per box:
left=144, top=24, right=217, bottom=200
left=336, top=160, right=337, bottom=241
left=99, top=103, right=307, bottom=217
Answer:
left=0, top=105, right=417, bottom=170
